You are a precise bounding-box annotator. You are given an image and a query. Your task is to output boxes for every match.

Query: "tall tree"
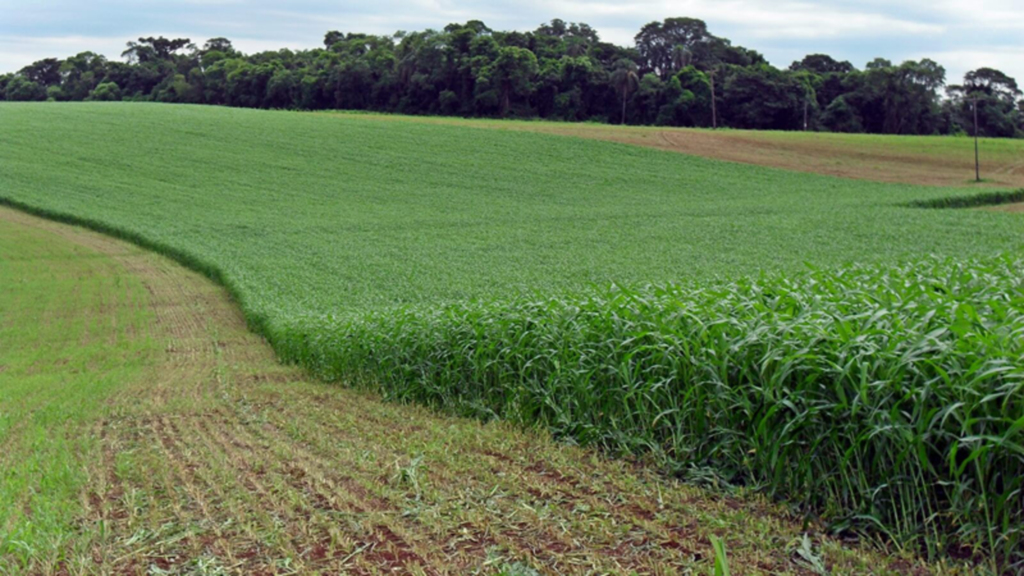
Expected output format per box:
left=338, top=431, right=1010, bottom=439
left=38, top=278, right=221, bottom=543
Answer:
left=18, top=58, right=63, bottom=86
left=58, top=52, right=107, bottom=100
left=656, top=65, right=712, bottom=127
left=122, top=37, right=192, bottom=63
left=3, top=18, right=1020, bottom=140
left=947, top=68, right=1023, bottom=138
left=963, top=68, right=1022, bottom=102
left=790, top=54, right=854, bottom=75
left=634, top=18, right=713, bottom=79
left=721, top=65, right=805, bottom=130
left=4, top=76, right=47, bottom=101
left=610, top=59, right=640, bottom=124
left=849, top=58, right=945, bottom=134
left=477, top=46, right=538, bottom=116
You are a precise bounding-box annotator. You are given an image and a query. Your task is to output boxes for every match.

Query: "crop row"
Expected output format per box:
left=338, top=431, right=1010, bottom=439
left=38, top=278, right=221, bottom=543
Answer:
left=274, top=255, right=1024, bottom=566
left=908, top=188, right=1024, bottom=209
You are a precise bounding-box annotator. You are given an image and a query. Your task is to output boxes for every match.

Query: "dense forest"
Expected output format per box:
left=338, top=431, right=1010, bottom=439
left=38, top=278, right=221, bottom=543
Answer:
left=3, top=17, right=1022, bottom=137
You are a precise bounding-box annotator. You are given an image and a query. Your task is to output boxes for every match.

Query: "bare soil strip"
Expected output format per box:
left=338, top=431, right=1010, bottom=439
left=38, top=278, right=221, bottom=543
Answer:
left=988, top=202, right=1024, bottom=213
left=1, top=206, right=932, bottom=574
left=324, top=113, right=1024, bottom=189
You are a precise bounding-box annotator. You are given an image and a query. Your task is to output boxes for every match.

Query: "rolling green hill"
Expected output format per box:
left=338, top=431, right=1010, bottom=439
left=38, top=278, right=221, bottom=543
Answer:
left=320, top=112, right=1024, bottom=188
left=2, top=102, right=1022, bottom=565
left=1, top=103, right=1019, bottom=325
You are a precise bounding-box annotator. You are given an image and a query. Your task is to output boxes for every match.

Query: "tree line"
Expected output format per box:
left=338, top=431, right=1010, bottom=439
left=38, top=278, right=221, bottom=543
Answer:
left=3, top=18, right=1022, bottom=137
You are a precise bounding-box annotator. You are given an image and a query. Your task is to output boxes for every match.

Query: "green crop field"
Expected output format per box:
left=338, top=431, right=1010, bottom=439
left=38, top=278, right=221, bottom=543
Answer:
left=317, top=112, right=1024, bottom=188
left=2, top=102, right=1023, bottom=568
left=1, top=103, right=1020, bottom=318
left=0, top=206, right=929, bottom=575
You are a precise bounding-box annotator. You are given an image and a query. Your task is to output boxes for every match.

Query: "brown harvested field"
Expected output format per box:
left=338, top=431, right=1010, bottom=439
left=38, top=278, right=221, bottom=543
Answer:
left=0, top=206, right=942, bottom=574
left=322, top=113, right=1024, bottom=189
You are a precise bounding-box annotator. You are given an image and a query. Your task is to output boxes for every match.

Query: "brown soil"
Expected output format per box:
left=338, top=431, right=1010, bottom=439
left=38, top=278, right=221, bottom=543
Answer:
left=988, top=202, right=1024, bottom=213
left=326, top=114, right=1024, bottom=189
left=0, top=206, right=933, bottom=575
left=539, top=127, right=1024, bottom=187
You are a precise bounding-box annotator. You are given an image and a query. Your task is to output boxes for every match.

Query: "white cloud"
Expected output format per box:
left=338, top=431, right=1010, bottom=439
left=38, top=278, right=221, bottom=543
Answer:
left=540, top=0, right=944, bottom=39
left=0, top=35, right=128, bottom=72
left=920, top=46, right=1024, bottom=86
left=0, top=34, right=322, bottom=73
left=903, top=0, right=1024, bottom=29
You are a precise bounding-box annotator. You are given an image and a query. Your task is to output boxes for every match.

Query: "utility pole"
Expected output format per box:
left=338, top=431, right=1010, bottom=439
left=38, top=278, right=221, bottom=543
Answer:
left=710, top=68, right=718, bottom=129
left=972, top=97, right=981, bottom=182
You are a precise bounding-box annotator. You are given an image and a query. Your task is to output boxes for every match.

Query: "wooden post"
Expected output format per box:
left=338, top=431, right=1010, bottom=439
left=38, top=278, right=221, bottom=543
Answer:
left=973, top=97, right=981, bottom=182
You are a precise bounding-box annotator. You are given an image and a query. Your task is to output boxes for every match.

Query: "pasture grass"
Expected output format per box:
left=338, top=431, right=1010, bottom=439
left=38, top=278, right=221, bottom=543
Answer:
left=2, top=102, right=1023, bottom=566
left=0, top=214, right=156, bottom=570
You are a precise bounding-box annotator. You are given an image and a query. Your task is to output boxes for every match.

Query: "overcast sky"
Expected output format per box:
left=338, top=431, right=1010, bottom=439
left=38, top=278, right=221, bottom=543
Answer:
left=2, top=0, right=1022, bottom=85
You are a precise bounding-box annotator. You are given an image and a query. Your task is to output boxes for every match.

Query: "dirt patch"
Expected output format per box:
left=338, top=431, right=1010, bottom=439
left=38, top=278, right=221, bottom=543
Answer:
left=988, top=202, right=1024, bottom=213
left=532, top=128, right=1023, bottom=188
left=324, top=113, right=1024, bottom=189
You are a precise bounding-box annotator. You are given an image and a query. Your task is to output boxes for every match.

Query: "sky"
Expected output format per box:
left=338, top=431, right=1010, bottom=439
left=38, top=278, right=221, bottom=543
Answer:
left=2, top=0, right=1022, bottom=86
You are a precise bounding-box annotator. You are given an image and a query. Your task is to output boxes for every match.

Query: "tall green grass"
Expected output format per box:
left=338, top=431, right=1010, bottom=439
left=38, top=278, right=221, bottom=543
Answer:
left=909, top=189, right=1024, bottom=209
left=280, top=255, right=1024, bottom=566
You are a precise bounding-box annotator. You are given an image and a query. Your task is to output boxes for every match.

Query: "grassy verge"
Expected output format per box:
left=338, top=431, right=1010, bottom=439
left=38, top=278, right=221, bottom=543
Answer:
left=0, top=213, right=156, bottom=570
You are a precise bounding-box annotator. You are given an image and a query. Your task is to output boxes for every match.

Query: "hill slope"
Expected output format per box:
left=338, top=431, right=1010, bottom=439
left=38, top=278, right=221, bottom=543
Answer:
left=2, top=103, right=1022, bottom=565
left=320, top=112, right=1024, bottom=188
left=5, top=206, right=921, bottom=574
left=1, top=103, right=1020, bottom=326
